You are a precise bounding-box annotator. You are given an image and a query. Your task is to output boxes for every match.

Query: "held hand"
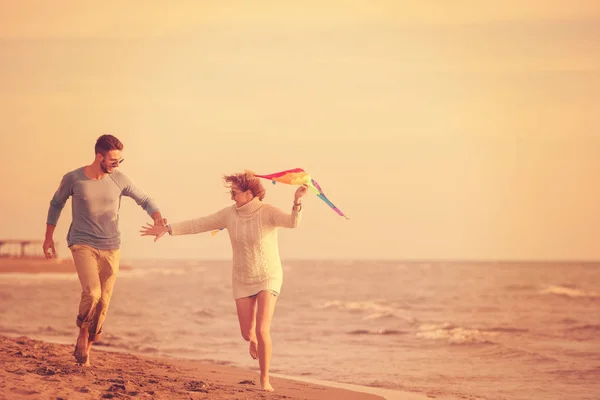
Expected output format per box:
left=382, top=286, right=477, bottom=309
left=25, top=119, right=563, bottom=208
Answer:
left=140, top=223, right=168, bottom=242
left=294, top=185, right=308, bottom=202
left=151, top=212, right=167, bottom=227
left=42, top=238, right=56, bottom=259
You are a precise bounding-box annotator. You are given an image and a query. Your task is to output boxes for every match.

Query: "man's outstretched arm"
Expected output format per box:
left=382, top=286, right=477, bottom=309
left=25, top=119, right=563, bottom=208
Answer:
left=121, top=177, right=165, bottom=226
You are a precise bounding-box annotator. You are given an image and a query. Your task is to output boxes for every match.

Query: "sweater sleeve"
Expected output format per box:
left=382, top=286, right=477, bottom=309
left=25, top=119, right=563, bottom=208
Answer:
left=118, top=174, right=160, bottom=216
left=170, top=207, right=231, bottom=236
left=266, top=204, right=302, bottom=229
left=47, top=172, right=76, bottom=226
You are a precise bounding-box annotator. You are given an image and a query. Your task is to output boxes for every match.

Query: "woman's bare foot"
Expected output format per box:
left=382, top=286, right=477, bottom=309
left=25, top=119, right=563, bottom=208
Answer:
left=73, top=328, right=89, bottom=364
left=249, top=340, right=258, bottom=360
left=260, top=376, right=274, bottom=392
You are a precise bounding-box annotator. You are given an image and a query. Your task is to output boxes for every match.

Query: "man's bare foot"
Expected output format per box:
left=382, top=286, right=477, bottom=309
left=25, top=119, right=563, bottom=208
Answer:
left=260, top=376, right=274, bottom=392
left=249, top=340, right=258, bottom=360
left=81, top=341, right=93, bottom=367
left=73, top=328, right=89, bottom=364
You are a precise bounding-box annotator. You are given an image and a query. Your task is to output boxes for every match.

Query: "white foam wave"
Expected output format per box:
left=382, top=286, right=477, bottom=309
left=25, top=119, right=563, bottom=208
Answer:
left=418, top=323, right=454, bottom=331
left=363, top=312, right=398, bottom=320
left=317, top=300, right=393, bottom=313
left=417, top=325, right=496, bottom=345
left=316, top=300, right=409, bottom=321
left=346, top=329, right=408, bottom=336
left=540, top=285, right=600, bottom=299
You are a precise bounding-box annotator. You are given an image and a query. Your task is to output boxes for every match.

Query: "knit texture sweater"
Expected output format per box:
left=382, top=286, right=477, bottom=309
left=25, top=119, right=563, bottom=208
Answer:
left=170, top=197, right=302, bottom=299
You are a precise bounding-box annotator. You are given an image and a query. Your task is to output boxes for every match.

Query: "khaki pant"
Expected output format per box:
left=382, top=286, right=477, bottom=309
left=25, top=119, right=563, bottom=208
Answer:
left=70, top=244, right=120, bottom=342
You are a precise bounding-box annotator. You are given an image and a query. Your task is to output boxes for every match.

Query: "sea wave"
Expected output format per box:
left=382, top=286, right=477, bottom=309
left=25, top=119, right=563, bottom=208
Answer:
left=0, top=325, right=73, bottom=338
left=480, top=345, right=558, bottom=363
left=315, top=300, right=412, bottom=322
left=93, top=335, right=159, bottom=354
left=417, top=324, right=496, bottom=345
left=38, top=326, right=73, bottom=336
left=540, top=285, right=600, bottom=299
left=566, top=324, right=600, bottom=332
left=564, top=324, right=600, bottom=341
left=484, top=327, right=529, bottom=333
left=504, top=284, right=536, bottom=291
left=559, top=318, right=579, bottom=325
left=317, top=299, right=393, bottom=311
left=0, top=326, right=29, bottom=335
left=346, top=329, right=408, bottom=336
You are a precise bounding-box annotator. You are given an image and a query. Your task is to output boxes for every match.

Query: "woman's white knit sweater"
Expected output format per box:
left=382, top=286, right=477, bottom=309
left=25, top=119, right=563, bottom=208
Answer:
left=170, top=197, right=302, bottom=299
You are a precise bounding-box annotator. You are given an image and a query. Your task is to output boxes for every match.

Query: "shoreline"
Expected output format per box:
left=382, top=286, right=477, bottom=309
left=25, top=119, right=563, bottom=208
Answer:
left=0, top=258, right=132, bottom=274
left=0, top=334, right=428, bottom=400
left=271, top=374, right=430, bottom=400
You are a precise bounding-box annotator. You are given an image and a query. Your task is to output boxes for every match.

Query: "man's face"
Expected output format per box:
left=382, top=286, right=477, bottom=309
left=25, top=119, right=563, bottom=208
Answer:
left=100, top=150, right=123, bottom=174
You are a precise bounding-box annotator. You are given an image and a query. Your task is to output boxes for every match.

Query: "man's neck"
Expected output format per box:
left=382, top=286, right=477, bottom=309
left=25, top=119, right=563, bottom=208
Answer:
left=84, top=163, right=107, bottom=180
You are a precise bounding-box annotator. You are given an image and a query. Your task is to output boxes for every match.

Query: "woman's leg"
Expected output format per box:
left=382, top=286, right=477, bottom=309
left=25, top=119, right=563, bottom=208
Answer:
left=256, top=290, right=278, bottom=391
left=235, top=295, right=258, bottom=359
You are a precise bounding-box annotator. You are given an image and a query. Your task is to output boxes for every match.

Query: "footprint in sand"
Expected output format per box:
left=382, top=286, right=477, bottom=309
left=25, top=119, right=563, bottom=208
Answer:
left=184, top=380, right=210, bottom=393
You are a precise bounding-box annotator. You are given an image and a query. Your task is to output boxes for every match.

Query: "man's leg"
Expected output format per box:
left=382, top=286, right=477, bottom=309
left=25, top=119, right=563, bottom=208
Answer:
left=70, top=244, right=101, bottom=365
left=86, top=249, right=120, bottom=357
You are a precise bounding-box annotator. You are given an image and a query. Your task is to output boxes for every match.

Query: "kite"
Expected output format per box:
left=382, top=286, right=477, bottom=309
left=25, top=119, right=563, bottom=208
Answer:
left=253, top=168, right=349, bottom=219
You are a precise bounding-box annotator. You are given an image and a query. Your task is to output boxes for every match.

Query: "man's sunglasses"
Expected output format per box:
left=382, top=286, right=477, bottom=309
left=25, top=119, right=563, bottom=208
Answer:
left=105, top=158, right=124, bottom=167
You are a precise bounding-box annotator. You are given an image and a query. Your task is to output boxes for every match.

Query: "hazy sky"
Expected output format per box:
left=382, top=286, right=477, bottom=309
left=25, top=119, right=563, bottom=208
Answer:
left=1, top=1, right=599, bottom=260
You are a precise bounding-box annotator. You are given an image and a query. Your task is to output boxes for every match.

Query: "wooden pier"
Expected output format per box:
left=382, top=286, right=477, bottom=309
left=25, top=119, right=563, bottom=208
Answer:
left=0, top=239, right=52, bottom=259
left=0, top=239, right=132, bottom=273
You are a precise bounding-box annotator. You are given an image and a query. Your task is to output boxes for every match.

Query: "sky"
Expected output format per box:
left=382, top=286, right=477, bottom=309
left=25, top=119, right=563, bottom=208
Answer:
left=1, top=1, right=599, bottom=260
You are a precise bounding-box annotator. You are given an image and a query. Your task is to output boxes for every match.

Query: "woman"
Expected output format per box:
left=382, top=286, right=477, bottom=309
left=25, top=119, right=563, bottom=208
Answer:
left=140, top=171, right=307, bottom=392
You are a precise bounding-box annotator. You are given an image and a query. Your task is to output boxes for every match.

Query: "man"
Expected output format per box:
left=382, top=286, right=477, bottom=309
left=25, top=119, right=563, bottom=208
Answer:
left=43, top=134, right=165, bottom=366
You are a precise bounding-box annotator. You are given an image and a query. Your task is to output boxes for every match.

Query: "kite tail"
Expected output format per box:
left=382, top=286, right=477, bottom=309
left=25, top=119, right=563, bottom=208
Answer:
left=316, top=193, right=350, bottom=219
left=211, top=228, right=225, bottom=236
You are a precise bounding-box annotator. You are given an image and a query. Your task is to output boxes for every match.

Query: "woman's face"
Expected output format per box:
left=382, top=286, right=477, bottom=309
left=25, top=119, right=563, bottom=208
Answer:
left=230, top=184, right=254, bottom=207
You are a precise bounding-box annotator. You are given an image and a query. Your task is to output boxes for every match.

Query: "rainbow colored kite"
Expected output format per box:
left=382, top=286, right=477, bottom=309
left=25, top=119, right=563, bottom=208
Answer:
left=253, top=168, right=349, bottom=219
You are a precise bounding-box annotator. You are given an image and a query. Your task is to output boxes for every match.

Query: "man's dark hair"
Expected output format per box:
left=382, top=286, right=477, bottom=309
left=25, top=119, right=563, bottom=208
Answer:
left=95, top=134, right=123, bottom=155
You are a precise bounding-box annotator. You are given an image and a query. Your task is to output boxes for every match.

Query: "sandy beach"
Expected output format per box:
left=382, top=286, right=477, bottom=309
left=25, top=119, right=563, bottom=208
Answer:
left=0, top=335, right=390, bottom=400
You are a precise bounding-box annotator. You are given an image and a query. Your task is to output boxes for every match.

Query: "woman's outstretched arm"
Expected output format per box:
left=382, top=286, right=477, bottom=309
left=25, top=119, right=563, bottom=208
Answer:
left=141, top=207, right=230, bottom=241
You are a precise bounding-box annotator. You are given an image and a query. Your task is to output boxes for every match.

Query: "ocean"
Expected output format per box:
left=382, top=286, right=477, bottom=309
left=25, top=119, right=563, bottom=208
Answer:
left=1, top=260, right=598, bottom=400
